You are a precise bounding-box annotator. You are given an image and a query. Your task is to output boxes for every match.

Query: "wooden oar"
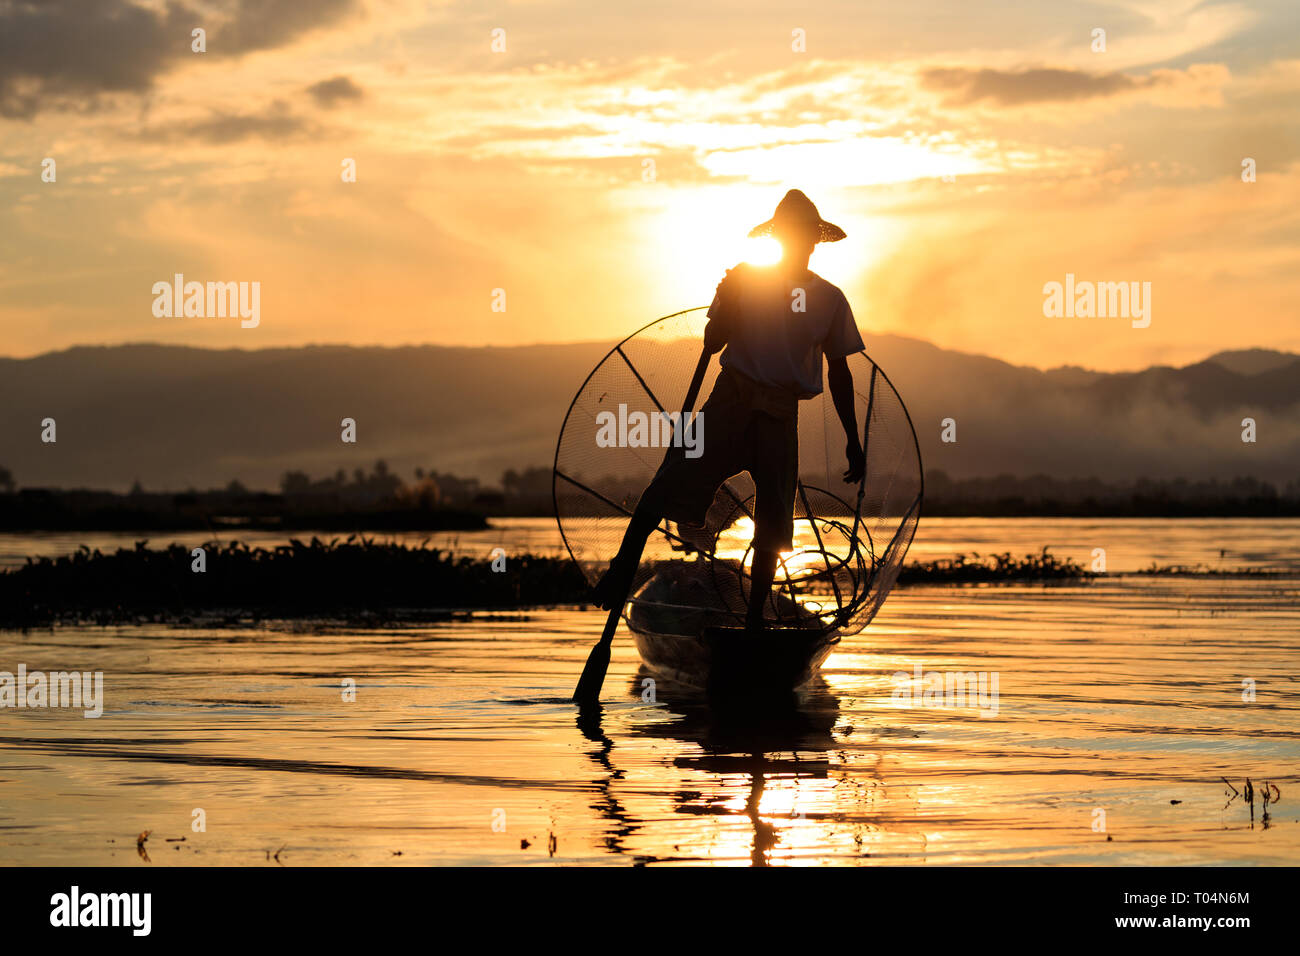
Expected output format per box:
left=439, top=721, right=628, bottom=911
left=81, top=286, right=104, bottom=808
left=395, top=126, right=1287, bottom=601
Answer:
left=573, top=344, right=713, bottom=705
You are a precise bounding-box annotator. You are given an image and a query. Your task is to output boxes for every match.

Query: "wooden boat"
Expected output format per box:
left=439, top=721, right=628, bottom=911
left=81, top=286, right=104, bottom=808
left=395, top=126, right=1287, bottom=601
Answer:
left=624, top=559, right=839, bottom=693
left=631, top=625, right=839, bottom=693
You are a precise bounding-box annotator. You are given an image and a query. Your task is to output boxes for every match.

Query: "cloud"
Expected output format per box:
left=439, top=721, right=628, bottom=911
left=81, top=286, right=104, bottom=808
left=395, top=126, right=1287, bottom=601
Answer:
left=306, top=75, right=364, bottom=107
left=0, top=0, right=180, bottom=117
left=211, top=0, right=359, bottom=55
left=130, top=101, right=315, bottom=144
left=0, top=0, right=361, bottom=119
left=920, top=65, right=1226, bottom=108
left=922, top=67, right=1139, bottom=105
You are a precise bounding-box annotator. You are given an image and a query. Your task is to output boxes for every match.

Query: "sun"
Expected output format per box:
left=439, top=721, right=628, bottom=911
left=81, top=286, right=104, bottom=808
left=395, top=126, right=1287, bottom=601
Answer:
left=743, top=236, right=783, bottom=266
left=642, top=187, right=795, bottom=301
left=635, top=183, right=880, bottom=306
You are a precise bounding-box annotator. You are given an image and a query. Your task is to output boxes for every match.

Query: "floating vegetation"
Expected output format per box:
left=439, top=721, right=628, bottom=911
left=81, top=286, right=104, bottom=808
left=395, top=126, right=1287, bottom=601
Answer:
left=897, top=547, right=1092, bottom=585
left=2, top=539, right=1285, bottom=628
left=1135, top=562, right=1292, bottom=578
left=1221, top=777, right=1282, bottom=828
left=0, top=536, right=589, bottom=628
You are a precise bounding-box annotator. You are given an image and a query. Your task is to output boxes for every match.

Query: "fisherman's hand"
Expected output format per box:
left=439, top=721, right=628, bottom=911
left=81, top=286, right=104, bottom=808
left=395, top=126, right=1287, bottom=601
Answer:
left=843, top=442, right=866, bottom=484
left=703, top=318, right=727, bottom=354
left=714, top=263, right=746, bottom=299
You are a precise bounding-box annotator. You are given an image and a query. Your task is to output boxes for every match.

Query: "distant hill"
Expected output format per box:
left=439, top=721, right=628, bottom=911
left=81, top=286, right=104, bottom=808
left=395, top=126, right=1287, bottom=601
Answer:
left=1, top=338, right=1297, bottom=490
left=1205, top=348, right=1299, bottom=376
left=1042, top=365, right=1105, bottom=387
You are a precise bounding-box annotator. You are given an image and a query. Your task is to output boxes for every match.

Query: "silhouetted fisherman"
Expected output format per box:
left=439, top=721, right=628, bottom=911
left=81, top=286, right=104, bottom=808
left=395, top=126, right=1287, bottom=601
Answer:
left=591, top=189, right=867, bottom=631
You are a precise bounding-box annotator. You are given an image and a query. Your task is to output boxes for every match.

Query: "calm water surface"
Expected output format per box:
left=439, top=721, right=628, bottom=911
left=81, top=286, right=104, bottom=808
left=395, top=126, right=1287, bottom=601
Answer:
left=1, top=568, right=1297, bottom=865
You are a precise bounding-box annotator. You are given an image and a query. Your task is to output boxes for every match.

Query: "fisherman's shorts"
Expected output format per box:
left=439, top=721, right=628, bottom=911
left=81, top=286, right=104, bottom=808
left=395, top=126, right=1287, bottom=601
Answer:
left=640, top=366, right=798, bottom=552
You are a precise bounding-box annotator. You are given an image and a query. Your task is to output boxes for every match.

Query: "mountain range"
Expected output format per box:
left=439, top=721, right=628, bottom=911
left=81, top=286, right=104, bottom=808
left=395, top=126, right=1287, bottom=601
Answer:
left=1, top=338, right=1296, bottom=491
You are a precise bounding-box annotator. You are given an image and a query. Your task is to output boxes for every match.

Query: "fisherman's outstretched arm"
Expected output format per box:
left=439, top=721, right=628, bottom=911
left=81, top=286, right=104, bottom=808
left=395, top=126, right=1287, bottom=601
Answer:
left=828, top=355, right=866, bottom=483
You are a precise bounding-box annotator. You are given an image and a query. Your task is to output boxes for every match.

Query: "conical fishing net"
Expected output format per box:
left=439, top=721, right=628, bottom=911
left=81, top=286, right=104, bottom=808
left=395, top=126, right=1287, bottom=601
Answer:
left=553, top=307, right=921, bottom=638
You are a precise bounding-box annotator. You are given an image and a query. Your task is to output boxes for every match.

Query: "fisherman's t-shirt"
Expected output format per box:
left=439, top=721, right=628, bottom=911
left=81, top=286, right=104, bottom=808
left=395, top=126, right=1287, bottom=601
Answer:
left=706, top=265, right=864, bottom=399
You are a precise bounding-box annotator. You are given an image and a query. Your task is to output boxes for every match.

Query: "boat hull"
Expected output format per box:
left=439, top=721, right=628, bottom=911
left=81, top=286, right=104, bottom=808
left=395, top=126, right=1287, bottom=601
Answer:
left=631, top=625, right=839, bottom=694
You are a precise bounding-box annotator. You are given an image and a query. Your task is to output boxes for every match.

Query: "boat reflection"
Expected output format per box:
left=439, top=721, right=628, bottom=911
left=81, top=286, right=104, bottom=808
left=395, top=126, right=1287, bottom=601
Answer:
left=576, top=671, right=896, bottom=866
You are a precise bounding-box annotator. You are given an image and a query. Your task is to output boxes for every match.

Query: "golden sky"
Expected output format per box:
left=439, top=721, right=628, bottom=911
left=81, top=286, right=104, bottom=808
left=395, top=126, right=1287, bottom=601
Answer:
left=1, top=0, right=1297, bottom=370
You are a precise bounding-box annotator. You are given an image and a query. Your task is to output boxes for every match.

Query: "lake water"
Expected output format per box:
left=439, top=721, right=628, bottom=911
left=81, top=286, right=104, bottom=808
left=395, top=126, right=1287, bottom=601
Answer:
left=0, top=519, right=1297, bottom=866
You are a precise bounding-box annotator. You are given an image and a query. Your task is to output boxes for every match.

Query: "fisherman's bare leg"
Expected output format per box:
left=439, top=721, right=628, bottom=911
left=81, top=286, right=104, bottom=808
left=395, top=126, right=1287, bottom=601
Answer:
left=745, top=548, right=779, bottom=632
